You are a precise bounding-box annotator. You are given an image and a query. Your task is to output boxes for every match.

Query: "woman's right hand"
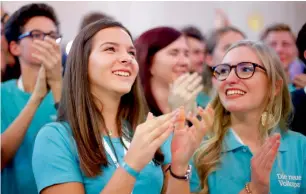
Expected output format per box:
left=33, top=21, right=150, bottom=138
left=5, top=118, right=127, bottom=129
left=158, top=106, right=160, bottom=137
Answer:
left=124, top=111, right=177, bottom=172
left=249, top=134, right=281, bottom=194
left=31, top=66, right=49, bottom=102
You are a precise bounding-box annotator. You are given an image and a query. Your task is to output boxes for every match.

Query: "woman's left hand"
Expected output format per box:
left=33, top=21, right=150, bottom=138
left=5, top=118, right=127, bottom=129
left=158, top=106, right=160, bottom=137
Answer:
left=170, top=104, right=214, bottom=170
left=168, top=72, right=203, bottom=114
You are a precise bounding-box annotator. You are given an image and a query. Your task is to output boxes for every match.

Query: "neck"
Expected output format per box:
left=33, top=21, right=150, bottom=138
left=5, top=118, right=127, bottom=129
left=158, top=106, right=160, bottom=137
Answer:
left=150, top=77, right=171, bottom=114
left=230, top=111, right=263, bottom=152
left=92, top=87, right=121, bottom=137
left=20, top=63, right=40, bottom=93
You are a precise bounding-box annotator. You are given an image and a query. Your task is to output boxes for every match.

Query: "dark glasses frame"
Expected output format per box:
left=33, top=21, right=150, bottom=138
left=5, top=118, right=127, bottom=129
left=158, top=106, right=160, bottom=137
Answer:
left=212, top=62, right=267, bottom=81
left=18, top=29, right=62, bottom=43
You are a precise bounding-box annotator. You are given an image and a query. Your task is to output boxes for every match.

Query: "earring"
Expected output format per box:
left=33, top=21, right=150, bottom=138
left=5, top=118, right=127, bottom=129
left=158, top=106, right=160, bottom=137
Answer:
left=261, top=111, right=274, bottom=127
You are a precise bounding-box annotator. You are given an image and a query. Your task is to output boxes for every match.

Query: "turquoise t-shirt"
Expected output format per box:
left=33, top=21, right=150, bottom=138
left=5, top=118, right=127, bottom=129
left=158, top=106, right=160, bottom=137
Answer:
left=32, top=122, right=172, bottom=194
left=288, top=83, right=296, bottom=93
left=191, top=128, right=306, bottom=193
left=1, top=79, right=57, bottom=194
left=196, top=91, right=211, bottom=108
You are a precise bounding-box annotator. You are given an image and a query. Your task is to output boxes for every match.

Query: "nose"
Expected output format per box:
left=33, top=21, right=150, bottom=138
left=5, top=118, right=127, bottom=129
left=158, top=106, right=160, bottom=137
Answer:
left=119, top=51, right=132, bottom=65
left=177, top=53, right=190, bottom=68
left=274, top=43, right=284, bottom=54
left=224, top=68, right=239, bottom=83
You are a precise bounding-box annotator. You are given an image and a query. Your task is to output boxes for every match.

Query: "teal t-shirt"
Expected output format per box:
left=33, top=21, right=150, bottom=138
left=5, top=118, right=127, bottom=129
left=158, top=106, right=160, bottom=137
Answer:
left=1, top=79, right=57, bottom=194
left=32, top=122, right=172, bottom=194
left=196, top=91, right=211, bottom=108
left=191, top=128, right=306, bottom=193
left=288, top=83, right=296, bottom=93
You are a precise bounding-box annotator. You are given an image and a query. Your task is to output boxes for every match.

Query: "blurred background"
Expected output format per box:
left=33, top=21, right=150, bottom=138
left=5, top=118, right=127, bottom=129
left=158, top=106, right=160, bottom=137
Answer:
left=3, top=1, right=306, bottom=45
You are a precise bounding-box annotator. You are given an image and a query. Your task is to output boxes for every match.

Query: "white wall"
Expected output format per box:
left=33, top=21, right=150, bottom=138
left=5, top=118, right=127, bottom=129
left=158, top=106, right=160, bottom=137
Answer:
left=3, top=1, right=306, bottom=44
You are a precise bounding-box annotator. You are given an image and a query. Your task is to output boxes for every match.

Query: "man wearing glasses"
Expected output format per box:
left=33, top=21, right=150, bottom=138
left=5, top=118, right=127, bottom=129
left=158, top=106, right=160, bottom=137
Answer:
left=1, top=3, right=62, bottom=194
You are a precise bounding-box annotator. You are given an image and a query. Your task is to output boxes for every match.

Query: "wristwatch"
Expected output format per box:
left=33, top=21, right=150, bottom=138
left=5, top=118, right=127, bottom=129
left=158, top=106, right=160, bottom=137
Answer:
left=166, top=164, right=192, bottom=181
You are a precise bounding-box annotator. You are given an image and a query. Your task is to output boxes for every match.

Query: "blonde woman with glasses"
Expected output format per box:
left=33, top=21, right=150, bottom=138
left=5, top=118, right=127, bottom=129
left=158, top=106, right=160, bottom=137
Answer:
left=192, top=40, right=306, bottom=194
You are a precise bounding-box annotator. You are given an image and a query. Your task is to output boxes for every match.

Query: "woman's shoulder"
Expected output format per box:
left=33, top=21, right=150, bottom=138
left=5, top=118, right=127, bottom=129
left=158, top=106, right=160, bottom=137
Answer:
left=37, top=121, right=73, bottom=143
left=282, top=129, right=306, bottom=142
left=281, top=129, right=306, bottom=155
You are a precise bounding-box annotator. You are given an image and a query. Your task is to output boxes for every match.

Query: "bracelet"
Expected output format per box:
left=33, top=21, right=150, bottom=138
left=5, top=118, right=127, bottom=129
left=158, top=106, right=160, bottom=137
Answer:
left=121, top=161, right=140, bottom=179
left=245, top=182, right=252, bottom=194
left=165, top=164, right=191, bottom=181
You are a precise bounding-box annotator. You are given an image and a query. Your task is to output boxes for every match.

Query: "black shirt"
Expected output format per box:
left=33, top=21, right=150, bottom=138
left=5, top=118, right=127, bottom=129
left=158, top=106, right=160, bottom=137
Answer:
left=290, top=88, right=306, bottom=136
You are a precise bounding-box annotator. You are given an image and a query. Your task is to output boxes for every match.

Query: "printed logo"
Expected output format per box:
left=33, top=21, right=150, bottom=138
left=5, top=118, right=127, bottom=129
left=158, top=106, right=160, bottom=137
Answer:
left=277, top=173, right=302, bottom=188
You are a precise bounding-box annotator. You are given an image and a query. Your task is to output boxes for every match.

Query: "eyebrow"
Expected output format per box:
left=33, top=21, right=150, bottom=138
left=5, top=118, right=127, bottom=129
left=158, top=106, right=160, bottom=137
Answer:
left=28, top=29, right=58, bottom=33
left=99, top=42, right=135, bottom=50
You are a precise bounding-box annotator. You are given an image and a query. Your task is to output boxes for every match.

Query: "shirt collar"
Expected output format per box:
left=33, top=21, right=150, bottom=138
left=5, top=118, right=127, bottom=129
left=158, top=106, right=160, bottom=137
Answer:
left=221, top=128, right=288, bottom=153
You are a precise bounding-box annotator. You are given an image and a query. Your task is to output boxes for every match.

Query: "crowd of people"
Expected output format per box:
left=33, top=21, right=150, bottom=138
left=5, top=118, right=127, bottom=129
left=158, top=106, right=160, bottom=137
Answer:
left=1, top=3, right=305, bottom=194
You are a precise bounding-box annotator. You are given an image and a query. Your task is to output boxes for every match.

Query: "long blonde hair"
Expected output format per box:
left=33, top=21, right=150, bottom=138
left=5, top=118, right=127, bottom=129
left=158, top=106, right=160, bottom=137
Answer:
left=193, top=40, right=293, bottom=194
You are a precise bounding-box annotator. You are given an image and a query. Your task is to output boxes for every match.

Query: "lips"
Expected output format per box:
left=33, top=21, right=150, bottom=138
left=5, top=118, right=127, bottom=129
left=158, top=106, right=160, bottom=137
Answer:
left=225, top=88, right=246, bottom=96
left=112, top=70, right=131, bottom=77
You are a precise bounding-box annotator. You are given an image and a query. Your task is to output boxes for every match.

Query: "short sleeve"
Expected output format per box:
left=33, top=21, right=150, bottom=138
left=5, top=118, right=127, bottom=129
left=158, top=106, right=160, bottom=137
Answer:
left=32, top=123, right=83, bottom=193
left=1, top=111, right=9, bottom=133
left=1, top=90, right=10, bottom=133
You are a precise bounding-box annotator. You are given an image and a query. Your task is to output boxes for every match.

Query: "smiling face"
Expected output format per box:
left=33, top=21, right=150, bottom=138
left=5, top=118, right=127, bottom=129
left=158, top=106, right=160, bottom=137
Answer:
left=150, top=36, right=190, bottom=84
left=88, top=27, right=138, bottom=96
left=215, top=46, right=269, bottom=113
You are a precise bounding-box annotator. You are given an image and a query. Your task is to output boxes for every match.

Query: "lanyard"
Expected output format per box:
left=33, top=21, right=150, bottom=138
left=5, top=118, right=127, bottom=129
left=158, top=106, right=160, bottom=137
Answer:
left=103, top=137, right=133, bottom=194
left=102, top=137, right=130, bottom=168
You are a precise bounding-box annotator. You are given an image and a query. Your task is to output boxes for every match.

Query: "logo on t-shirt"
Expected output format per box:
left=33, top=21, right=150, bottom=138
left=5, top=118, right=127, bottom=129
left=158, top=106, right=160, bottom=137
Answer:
left=50, top=115, right=57, bottom=121
left=277, top=173, right=302, bottom=188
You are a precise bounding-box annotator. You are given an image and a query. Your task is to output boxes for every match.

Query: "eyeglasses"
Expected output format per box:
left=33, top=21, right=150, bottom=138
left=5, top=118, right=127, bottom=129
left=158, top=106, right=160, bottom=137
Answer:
left=212, top=62, right=267, bottom=81
left=18, top=30, right=62, bottom=44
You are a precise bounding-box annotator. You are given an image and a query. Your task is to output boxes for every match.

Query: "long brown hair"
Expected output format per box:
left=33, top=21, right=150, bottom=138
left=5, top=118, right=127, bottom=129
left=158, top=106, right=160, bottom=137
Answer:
left=57, top=19, right=164, bottom=177
left=194, top=40, right=292, bottom=194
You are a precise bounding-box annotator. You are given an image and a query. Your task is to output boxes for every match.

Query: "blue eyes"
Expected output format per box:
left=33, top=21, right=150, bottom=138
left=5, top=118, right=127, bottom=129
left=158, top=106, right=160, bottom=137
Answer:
left=241, top=67, right=253, bottom=72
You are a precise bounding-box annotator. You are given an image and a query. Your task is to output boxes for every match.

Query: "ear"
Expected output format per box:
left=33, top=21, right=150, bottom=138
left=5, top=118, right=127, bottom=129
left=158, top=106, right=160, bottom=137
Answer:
left=274, top=79, right=283, bottom=96
left=8, top=41, right=21, bottom=57
left=304, top=50, right=306, bottom=62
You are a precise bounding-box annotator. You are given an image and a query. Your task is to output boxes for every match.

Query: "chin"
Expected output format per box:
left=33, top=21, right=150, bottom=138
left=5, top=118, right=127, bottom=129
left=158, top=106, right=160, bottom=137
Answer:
left=114, top=86, right=133, bottom=95
left=30, top=59, right=43, bottom=66
left=223, top=102, right=249, bottom=113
